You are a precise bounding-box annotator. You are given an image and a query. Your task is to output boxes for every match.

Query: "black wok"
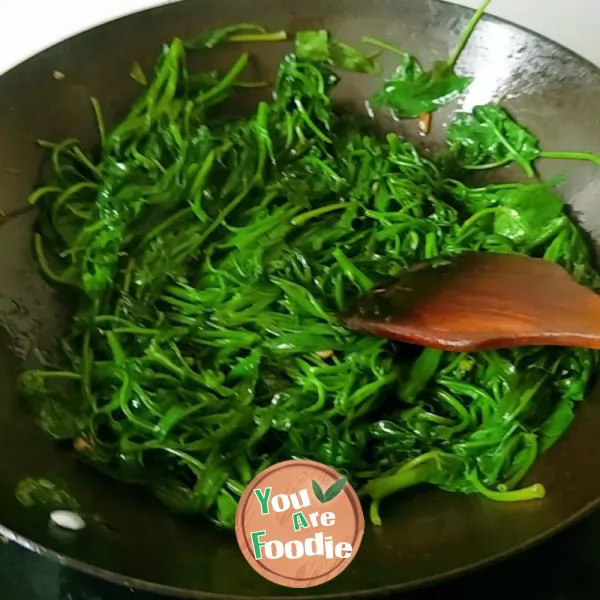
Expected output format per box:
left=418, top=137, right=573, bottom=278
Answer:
left=1, top=0, right=600, bottom=598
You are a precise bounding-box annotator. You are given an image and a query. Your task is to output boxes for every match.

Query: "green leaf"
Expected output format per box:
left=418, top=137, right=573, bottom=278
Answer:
left=184, top=24, right=285, bottom=50
left=130, top=62, right=148, bottom=86
left=367, top=0, right=492, bottom=118
left=216, top=491, right=238, bottom=528
left=399, top=348, right=444, bottom=403
left=502, top=433, right=538, bottom=488
left=262, top=333, right=348, bottom=354
left=493, top=209, right=527, bottom=242
left=39, top=400, right=84, bottom=440
left=295, top=30, right=380, bottom=74
left=272, top=277, right=334, bottom=322
left=322, top=476, right=347, bottom=502
left=494, top=184, right=564, bottom=243
left=16, top=478, right=80, bottom=510
left=539, top=399, right=575, bottom=452
left=329, top=40, right=380, bottom=74
left=312, top=479, right=326, bottom=502
left=447, top=104, right=540, bottom=176
left=296, top=30, right=330, bottom=62
left=20, top=371, right=84, bottom=440
left=372, top=56, right=471, bottom=118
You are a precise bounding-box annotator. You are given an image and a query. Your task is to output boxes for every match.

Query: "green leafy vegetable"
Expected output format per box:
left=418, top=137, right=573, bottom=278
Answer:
left=371, top=53, right=472, bottom=118
left=399, top=348, right=444, bottom=403
left=130, top=62, right=148, bottom=86
left=296, top=30, right=330, bottom=62
left=493, top=184, right=564, bottom=244
left=184, top=23, right=287, bottom=50
left=448, top=104, right=540, bottom=176
left=296, top=30, right=380, bottom=74
left=369, top=0, right=491, bottom=118
left=538, top=399, right=575, bottom=452
left=448, top=104, right=600, bottom=176
left=16, top=478, right=80, bottom=510
left=21, top=15, right=600, bottom=531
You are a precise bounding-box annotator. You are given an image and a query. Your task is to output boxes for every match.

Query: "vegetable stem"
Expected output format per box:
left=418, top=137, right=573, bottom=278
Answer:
left=27, top=370, right=82, bottom=380
left=229, top=31, right=287, bottom=43
left=468, top=471, right=546, bottom=502
left=90, top=97, right=106, bottom=149
left=447, top=0, right=492, bottom=69
left=196, top=53, right=249, bottom=105
left=291, top=202, right=349, bottom=226
left=361, top=36, right=406, bottom=56
left=540, top=151, right=600, bottom=164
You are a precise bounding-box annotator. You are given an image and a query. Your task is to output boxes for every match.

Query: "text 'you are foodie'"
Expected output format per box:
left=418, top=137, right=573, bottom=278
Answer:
left=235, top=459, right=365, bottom=588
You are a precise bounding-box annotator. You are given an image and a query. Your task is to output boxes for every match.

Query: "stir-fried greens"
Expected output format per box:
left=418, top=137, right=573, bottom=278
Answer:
left=21, top=7, right=600, bottom=529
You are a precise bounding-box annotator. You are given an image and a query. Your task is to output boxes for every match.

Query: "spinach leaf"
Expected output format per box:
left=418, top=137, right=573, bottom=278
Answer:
left=448, top=104, right=600, bottom=176
left=368, top=0, right=491, bottom=118
left=494, top=184, right=564, bottom=243
left=371, top=55, right=471, bottom=118
left=447, top=104, right=540, bottom=176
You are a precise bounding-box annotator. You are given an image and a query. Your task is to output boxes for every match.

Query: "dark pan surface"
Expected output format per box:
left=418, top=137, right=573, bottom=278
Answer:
left=2, top=0, right=600, bottom=597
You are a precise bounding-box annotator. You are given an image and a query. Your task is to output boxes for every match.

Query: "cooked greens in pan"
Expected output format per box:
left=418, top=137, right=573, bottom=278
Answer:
left=22, top=3, right=600, bottom=528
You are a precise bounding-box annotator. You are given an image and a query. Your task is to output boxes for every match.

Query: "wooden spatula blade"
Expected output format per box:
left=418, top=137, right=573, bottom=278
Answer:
left=343, top=253, right=600, bottom=352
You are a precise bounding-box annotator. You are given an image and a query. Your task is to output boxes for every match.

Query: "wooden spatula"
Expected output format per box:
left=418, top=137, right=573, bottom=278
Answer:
left=343, top=252, right=600, bottom=352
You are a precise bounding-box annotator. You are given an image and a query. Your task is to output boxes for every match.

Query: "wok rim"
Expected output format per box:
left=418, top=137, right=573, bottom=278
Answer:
left=1, top=0, right=600, bottom=597
left=3, top=496, right=600, bottom=599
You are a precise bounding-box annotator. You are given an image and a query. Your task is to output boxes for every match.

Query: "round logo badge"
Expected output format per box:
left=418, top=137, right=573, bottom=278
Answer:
left=235, top=459, right=364, bottom=588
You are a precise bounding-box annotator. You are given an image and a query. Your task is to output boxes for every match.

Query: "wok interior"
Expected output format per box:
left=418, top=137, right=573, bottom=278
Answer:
left=1, top=0, right=600, bottom=597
